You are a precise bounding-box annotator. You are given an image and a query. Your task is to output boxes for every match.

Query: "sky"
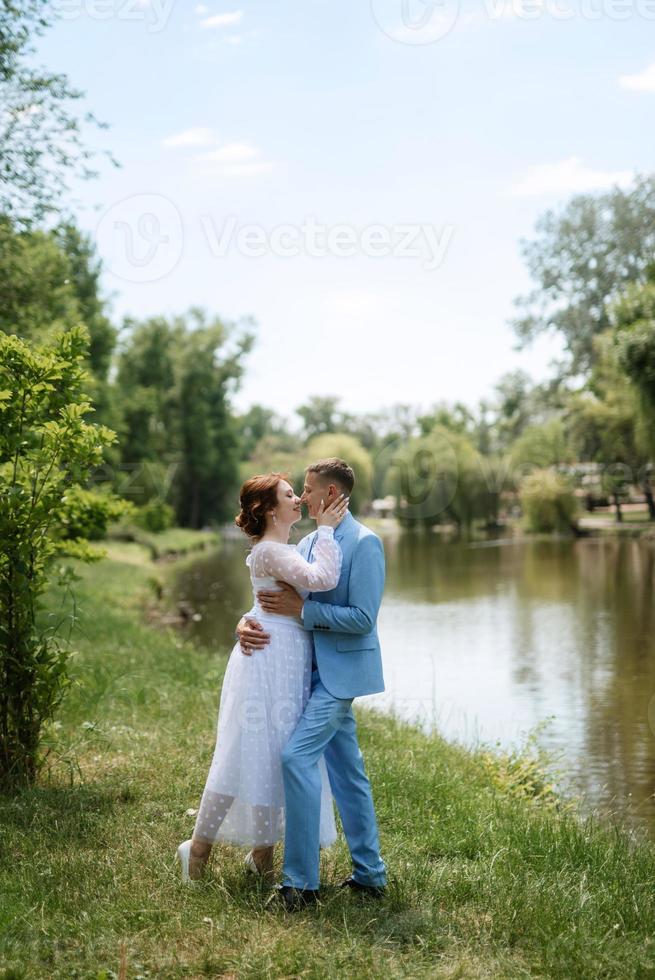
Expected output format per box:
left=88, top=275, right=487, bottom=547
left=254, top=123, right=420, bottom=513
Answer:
left=36, top=0, right=654, bottom=421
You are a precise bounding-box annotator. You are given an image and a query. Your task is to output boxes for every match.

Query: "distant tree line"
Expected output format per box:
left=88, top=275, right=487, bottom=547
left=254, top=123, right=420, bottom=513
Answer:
left=4, top=177, right=655, bottom=539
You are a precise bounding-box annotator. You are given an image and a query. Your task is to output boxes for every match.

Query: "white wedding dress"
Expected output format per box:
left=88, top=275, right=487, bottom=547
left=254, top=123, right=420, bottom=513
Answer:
left=192, top=526, right=341, bottom=848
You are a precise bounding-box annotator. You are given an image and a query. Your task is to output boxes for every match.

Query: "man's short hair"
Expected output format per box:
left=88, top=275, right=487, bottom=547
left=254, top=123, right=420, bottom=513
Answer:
left=306, top=457, right=355, bottom=494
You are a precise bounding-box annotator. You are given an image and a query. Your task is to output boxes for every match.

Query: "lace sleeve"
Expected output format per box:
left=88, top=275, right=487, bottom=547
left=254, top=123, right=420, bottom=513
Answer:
left=252, top=527, right=342, bottom=592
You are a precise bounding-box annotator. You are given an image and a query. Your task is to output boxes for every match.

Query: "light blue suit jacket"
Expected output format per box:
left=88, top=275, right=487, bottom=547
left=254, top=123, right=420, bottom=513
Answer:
left=298, top=512, right=385, bottom=700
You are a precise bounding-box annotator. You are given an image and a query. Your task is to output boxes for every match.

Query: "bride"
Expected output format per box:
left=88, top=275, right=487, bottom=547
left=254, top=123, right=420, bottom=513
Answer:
left=176, top=472, right=349, bottom=881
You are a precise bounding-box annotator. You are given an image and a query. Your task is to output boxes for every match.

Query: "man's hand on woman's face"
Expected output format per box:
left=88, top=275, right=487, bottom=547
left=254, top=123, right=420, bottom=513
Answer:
left=237, top=616, right=270, bottom=656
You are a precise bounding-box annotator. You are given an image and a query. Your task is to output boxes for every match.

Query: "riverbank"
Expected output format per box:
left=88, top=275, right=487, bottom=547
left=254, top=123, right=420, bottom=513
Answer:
left=106, top=521, right=220, bottom=561
left=368, top=513, right=655, bottom=542
left=1, top=534, right=654, bottom=979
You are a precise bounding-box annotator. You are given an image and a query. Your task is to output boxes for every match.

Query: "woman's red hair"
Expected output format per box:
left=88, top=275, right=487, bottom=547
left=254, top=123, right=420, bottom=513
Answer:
left=235, top=472, right=287, bottom=539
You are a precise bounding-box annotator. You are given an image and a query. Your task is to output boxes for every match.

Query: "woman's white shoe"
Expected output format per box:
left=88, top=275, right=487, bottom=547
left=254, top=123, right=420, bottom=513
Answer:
left=176, top=839, right=196, bottom=884
left=244, top=850, right=261, bottom=876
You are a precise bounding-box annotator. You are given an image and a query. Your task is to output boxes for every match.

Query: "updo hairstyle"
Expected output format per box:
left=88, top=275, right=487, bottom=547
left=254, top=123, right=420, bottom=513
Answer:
left=235, top=472, right=287, bottom=540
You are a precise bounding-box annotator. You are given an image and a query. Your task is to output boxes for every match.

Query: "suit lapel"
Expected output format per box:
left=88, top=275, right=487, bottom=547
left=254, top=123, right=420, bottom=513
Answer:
left=335, top=511, right=355, bottom=546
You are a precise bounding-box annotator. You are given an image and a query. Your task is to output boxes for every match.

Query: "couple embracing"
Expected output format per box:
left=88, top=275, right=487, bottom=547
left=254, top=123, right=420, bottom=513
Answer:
left=176, top=457, right=387, bottom=911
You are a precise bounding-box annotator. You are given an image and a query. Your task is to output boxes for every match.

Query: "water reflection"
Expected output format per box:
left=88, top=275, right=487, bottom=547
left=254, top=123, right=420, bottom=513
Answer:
left=169, top=533, right=655, bottom=838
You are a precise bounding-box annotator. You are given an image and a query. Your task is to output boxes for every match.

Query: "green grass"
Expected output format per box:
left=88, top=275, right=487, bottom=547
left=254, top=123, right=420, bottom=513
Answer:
left=1, top=536, right=654, bottom=979
left=578, top=506, right=654, bottom=529
left=106, top=522, right=219, bottom=560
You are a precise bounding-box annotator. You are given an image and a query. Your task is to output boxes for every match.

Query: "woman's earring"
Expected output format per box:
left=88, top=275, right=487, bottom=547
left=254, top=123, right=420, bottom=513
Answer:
left=272, top=513, right=277, bottom=526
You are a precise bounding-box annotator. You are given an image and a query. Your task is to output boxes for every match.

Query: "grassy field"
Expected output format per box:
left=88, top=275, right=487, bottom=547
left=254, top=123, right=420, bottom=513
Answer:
left=1, top=536, right=654, bottom=979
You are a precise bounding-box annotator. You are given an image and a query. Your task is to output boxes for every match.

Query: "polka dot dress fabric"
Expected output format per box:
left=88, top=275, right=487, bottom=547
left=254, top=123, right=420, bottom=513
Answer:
left=192, top=530, right=342, bottom=848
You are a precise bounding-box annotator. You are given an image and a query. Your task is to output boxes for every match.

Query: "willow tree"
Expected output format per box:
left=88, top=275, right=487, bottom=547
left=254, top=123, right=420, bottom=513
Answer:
left=383, top=425, right=500, bottom=533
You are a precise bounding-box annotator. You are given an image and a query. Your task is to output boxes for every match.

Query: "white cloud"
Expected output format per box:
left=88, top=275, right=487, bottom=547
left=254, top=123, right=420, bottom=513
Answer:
left=510, top=156, right=632, bottom=197
left=214, top=162, right=274, bottom=177
left=195, top=3, right=209, bottom=12
left=196, top=142, right=258, bottom=163
left=162, top=127, right=218, bottom=148
left=199, top=10, right=243, bottom=29
left=193, top=142, right=273, bottom=177
left=162, top=133, right=271, bottom=176
left=619, top=63, right=655, bottom=93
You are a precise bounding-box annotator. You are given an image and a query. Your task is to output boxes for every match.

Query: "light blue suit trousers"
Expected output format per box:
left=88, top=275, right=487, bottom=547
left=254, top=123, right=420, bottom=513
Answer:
left=281, top=513, right=387, bottom=891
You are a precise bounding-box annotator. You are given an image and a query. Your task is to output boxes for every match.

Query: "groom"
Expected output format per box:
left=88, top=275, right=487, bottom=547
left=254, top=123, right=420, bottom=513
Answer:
left=237, top=457, right=387, bottom=910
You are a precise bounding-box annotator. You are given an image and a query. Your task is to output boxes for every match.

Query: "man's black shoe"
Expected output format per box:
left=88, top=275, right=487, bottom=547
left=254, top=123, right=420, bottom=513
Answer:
left=340, top=876, right=386, bottom=898
left=269, top=884, right=320, bottom=912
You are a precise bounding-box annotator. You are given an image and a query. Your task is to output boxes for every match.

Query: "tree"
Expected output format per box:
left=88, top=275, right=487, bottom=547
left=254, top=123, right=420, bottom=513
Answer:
left=519, top=469, right=579, bottom=535
left=565, top=331, right=653, bottom=520
left=175, top=319, right=251, bottom=528
left=473, top=399, right=493, bottom=456
left=417, top=401, right=476, bottom=438
left=373, top=403, right=421, bottom=441
left=509, top=418, right=572, bottom=472
left=0, top=0, right=118, bottom=226
left=236, top=404, right=289, bottom=461
left=114, top=315, right=179, bottom=474
left=241, top=434, right=305, bottom=491
left=0, top=325, right=122, bottom=786
left=512, top=175, right=655, bottom=378
left=54, top=222, right=117, bottom=381
left=0, top=216, right=120, bottom=433
left=115, top=308, right=253, bottom=527
left=612, top=272, right=655, bottom=453
left=296, top=396, right=347, bottom=440
left=0, top=215, right=80, bottom=341
left=491, top=370, right=537, bottom=449
left=384, top=426, right=499, bottom=533
left=339, top=413, right=382, bottom=452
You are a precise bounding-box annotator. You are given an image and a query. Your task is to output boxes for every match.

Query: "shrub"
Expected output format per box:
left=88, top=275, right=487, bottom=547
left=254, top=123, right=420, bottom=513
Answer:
left=60, top=486, right=133, bottom=540
left=519, top=468, right=579, bottom=533
left=0, top=327, right=119, bottom=786
left=133, top=498, right=175, bottom=533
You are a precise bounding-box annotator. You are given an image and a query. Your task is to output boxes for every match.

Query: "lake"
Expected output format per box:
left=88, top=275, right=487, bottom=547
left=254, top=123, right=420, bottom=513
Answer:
left=169, top=529, right=655, bottom=839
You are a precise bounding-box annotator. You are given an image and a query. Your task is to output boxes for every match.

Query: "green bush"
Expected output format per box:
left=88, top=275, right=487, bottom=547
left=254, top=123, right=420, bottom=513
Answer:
left=133, top=498, right=175, bottom=533
left=0, top=326, right=119, bottom=786
left=519, top=468, right=579, bottom=533
left=60, top=485, right=133, bottom=540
